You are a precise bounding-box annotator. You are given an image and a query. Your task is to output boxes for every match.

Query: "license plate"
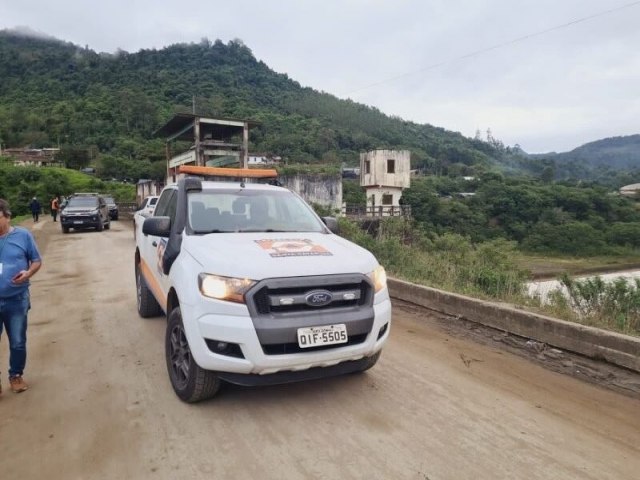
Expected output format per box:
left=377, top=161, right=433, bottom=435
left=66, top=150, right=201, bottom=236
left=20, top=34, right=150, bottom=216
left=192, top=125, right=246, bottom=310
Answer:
left=297, top=324, right=348, bottom=348
left=73, top=220, right=83, bottom=224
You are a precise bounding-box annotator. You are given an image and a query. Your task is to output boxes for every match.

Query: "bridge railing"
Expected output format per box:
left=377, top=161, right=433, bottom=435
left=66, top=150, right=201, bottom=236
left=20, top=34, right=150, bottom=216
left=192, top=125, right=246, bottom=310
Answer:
left=341, top=205, right=411, bottom=217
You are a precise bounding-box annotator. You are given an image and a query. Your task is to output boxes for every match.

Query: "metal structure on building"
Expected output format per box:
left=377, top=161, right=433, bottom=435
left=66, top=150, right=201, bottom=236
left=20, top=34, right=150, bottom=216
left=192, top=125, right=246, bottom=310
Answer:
left=154, top=113, right=259, bottom=184
left=359, top=149, right=411, bottom=217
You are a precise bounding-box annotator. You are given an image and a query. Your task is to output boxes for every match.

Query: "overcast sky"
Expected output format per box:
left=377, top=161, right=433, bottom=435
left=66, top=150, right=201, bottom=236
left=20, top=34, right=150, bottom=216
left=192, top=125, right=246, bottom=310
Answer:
left=2, top=0, right=639, bottom=153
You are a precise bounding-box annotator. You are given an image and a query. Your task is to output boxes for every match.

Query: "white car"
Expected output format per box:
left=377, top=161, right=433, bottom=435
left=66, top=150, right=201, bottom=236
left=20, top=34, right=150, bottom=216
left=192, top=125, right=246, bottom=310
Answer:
left=139, top=195, right=159, bottom=216
left=134, top=167, right=391, bottom=402
left=133, top=196, right=159, bottom=239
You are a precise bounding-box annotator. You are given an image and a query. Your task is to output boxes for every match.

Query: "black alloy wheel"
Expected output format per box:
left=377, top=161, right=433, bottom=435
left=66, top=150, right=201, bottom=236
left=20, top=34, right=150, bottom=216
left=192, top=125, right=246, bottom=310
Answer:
left=165, top=307, right=221, bottom=402
left=168, top=319, right=191, bottom=391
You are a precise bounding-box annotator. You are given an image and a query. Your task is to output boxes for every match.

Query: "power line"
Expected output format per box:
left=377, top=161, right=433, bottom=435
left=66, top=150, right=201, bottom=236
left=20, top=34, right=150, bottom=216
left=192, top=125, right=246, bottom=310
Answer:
left=343, top=1, right=640, bottom=97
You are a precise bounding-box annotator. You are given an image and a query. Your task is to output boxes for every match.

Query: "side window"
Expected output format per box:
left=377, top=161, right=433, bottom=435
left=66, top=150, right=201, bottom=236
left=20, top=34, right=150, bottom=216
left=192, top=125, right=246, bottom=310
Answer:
left=153, top=190, right=175, bottom=217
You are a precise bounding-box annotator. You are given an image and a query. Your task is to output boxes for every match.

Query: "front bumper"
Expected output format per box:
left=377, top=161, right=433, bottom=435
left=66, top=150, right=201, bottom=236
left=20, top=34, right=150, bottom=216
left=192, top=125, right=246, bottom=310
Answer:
left=181, top=295, right=392, bottom=380
left=217, top=355, right=379, bottom=386
left=60, top=216, right=102, bottom=229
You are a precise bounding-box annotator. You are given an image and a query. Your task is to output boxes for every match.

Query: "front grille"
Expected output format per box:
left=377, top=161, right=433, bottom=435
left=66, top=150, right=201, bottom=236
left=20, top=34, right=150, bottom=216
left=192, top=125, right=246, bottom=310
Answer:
left=251, top=280, right=371, bottom=315
left=262, top=333, right=368, bottom=355
left=245, top=274, right=376, bottom=355
left=62, top=214, right=98, bottom=223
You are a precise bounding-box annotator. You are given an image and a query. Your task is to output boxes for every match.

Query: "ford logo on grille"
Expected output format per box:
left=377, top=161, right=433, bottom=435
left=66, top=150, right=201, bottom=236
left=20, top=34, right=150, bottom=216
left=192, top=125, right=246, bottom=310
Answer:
left=305, top=290, right=333, bottom=307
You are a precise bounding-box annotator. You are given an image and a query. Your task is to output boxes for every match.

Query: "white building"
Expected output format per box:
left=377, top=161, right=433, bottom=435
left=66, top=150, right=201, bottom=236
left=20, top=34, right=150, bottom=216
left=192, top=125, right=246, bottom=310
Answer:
left=360, top=149, right=411, bottom=215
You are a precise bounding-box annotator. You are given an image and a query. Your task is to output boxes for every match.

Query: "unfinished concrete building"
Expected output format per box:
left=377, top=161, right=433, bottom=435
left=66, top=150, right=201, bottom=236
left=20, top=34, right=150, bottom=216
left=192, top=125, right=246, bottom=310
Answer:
left=360, top=149, right=411, bottom=216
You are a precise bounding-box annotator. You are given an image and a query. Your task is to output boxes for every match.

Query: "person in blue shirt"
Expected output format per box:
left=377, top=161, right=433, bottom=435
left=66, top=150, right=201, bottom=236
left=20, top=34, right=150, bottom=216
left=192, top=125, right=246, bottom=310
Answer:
left=0, top=199, right=42, bottom=394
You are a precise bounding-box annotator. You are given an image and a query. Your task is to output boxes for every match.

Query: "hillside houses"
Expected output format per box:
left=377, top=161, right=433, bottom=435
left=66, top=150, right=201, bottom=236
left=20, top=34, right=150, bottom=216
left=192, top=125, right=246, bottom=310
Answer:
left=1, top=147, right=62, bottom=167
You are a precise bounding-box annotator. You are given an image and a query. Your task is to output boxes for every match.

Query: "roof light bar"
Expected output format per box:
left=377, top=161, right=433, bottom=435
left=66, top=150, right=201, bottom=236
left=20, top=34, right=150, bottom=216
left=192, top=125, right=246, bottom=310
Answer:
left=178, top=165, right=278, bottom=179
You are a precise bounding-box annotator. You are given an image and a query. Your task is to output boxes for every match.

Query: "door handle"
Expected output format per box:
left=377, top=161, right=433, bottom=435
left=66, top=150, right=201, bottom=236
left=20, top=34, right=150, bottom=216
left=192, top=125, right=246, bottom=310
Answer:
left=152, top=241, right=157, bottom=247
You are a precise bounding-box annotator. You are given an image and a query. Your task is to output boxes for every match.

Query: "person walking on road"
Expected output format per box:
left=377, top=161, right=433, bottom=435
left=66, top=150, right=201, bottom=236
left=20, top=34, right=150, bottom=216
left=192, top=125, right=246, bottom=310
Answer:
left=29, top=197, right=41, bottom=223
left=50, top=196, right=59, bottom=222
left=0, top=199, right=42, bottom=394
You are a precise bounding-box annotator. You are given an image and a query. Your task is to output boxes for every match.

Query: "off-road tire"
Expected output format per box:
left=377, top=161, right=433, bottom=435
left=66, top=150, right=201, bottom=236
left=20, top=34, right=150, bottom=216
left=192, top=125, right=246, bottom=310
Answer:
left=96, top=220, right=104, bottom=232
left=62, top=226, right=70, bottom=234
left=166, top=306, right=221, bottom=403
left=135, top=262, right=162, bottom=318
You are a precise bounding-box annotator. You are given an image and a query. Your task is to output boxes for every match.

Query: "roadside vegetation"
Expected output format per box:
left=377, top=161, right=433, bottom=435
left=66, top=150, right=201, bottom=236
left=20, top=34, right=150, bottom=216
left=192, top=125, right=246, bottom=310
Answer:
left=546, top=275, right=640, bottom=335
left=0, top=164, right=135, bottom=215
left=339, top=216, right=640, bottom=337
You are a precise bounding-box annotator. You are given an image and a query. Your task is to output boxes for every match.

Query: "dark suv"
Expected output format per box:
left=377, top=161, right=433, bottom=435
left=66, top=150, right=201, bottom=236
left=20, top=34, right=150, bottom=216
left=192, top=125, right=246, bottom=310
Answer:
left=103, top=196, right=119, bottom=220
left=60, top=195, right=110, bottom=233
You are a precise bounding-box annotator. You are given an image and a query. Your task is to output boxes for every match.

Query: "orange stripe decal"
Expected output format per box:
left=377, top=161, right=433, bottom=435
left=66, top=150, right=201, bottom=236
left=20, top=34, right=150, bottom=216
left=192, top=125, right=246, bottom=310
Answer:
left=140, top=258, right=167, bottom=312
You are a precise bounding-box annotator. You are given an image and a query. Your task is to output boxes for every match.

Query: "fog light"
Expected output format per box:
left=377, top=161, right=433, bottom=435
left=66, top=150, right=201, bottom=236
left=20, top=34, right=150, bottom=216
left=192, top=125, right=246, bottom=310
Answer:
left=205, top=339, right=245, bottom=358
left=377, top=323, right=389, bottom=340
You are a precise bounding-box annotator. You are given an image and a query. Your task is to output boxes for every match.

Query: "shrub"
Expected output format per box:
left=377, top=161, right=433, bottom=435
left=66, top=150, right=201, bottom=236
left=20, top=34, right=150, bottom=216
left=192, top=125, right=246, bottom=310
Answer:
left=559, top=274, right=640, bottom=333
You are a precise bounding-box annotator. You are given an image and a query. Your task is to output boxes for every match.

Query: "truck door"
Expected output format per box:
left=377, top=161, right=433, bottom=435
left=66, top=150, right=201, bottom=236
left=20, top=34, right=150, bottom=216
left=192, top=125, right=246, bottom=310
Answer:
left=140, top=189, right=176, bottom=306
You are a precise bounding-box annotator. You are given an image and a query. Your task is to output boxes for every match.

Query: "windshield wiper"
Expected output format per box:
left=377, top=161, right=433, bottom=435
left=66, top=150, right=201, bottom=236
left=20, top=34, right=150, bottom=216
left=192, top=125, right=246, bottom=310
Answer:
left=237, top=228, right=290, bottom=233
left=192, top=229, right=232, bottom=234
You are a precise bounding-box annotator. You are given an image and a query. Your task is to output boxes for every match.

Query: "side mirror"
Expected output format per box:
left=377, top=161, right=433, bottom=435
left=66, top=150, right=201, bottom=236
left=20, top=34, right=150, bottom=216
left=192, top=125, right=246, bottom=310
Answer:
left=143, top=216, right=171, bottom=237
left=321, top=216, right=339, bottom=234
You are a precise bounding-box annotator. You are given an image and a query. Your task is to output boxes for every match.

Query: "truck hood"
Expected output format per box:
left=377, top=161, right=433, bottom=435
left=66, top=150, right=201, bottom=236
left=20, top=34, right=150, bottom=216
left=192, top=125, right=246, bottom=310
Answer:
left=183, top=232, right=379, bottom=279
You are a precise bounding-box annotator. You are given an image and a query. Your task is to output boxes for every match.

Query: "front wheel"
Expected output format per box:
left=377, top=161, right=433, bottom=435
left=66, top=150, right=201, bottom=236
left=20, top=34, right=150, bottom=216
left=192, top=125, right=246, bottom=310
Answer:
left=135, top=262, right=162, bottom=318
left=166, top=306, right=221, bottom=403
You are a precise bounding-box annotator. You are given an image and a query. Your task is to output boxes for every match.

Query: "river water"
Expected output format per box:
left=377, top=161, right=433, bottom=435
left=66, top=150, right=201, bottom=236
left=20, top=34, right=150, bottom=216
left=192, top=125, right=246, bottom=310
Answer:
left=527, top=269, right=640, bottom=304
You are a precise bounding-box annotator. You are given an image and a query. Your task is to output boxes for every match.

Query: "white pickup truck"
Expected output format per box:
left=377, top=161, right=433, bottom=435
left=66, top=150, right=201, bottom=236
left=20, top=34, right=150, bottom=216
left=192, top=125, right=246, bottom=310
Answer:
left=134, top=166, right=391, bottom=402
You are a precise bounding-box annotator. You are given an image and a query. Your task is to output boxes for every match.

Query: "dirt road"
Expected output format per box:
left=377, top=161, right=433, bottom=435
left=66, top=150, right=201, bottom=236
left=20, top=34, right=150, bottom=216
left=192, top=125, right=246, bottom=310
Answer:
left=1, top=219, right=639, bottom=480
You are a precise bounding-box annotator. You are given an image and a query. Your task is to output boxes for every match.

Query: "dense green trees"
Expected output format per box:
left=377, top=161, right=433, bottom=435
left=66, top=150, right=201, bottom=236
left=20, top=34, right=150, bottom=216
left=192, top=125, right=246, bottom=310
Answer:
left=0, top=163, right=135, bottom=215
left=401, top=174, right=640, bottom=256
left=0, top=30, right=503, bottom=181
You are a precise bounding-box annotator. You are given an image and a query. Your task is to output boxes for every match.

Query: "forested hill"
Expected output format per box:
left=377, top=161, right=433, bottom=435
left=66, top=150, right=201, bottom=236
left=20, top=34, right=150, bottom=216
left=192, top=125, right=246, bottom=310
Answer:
left=534, top=135, right=640, bottom=170
left=0, top=30, right=501, bottom=177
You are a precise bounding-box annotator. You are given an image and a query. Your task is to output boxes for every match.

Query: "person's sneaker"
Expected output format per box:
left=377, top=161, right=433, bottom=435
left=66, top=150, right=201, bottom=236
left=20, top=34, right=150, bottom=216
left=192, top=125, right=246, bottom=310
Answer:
left=9, top=376, right=28, bottom=393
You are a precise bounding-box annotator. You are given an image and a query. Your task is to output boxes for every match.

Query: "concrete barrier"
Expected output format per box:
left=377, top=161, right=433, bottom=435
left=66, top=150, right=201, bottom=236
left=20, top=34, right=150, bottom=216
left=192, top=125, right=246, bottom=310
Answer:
left=388, top=277, right=640, bottom=373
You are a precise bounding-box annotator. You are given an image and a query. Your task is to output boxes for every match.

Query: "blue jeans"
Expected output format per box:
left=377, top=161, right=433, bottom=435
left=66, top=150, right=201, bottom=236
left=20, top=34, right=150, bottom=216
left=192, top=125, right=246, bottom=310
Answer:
left=0, top=292, right=30, bottom=378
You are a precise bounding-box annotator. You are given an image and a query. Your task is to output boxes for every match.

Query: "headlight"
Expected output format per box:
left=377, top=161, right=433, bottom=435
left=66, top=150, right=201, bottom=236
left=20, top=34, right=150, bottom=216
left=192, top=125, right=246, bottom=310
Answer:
left=198, top=274, right=256, bottom=303
left=368, top=265, right=387, bottom=293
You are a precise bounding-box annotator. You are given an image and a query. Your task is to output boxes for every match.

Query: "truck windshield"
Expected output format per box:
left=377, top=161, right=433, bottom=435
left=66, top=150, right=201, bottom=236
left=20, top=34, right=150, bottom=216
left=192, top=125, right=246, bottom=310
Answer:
left=67, top=197, right=99, bottom=208
left=188, top=189, right=327, bottom=234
